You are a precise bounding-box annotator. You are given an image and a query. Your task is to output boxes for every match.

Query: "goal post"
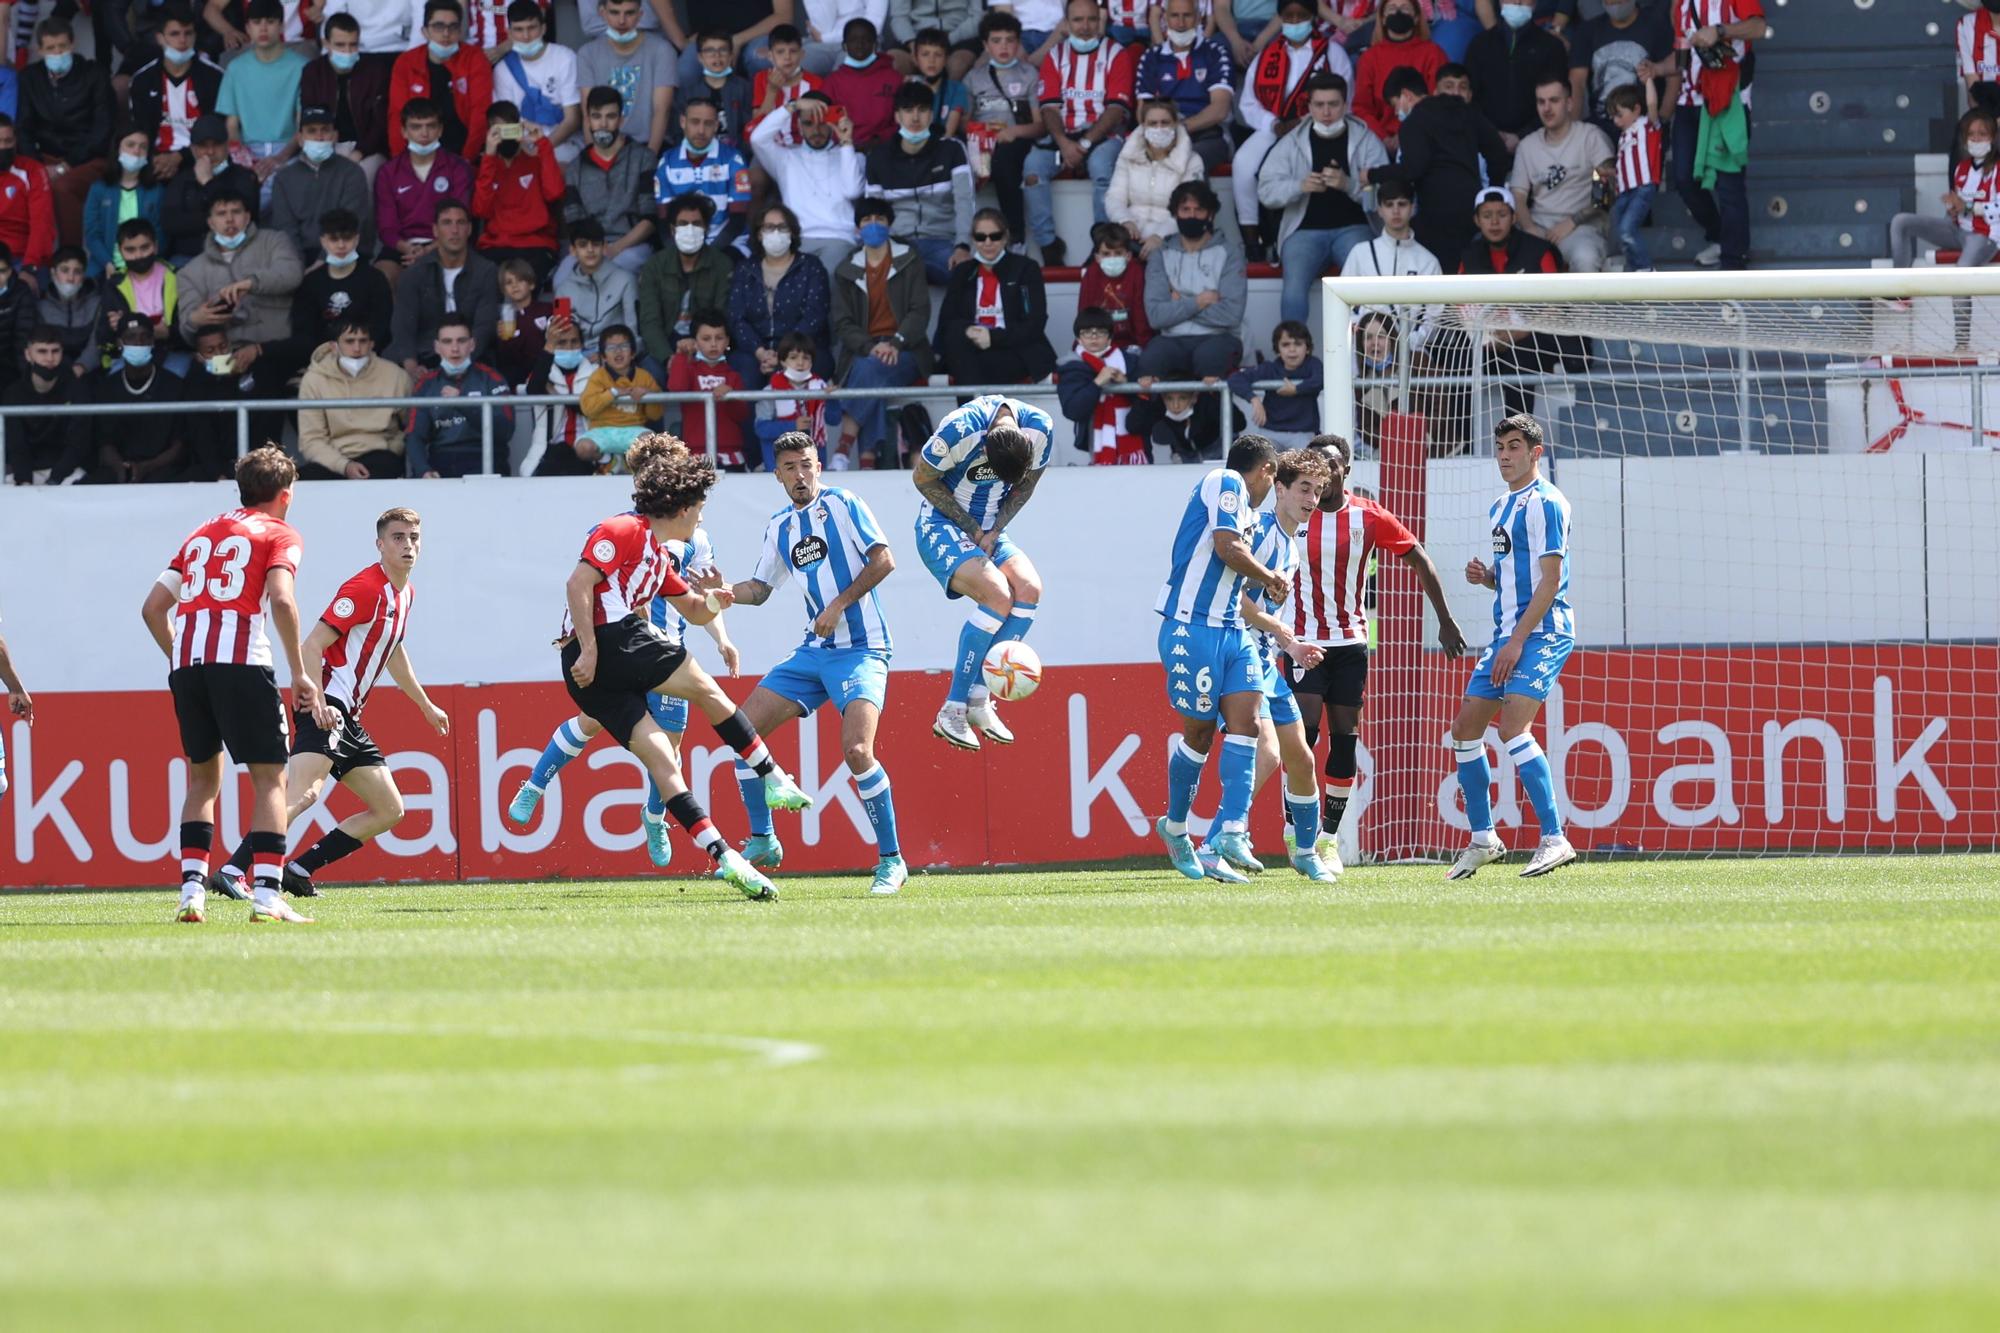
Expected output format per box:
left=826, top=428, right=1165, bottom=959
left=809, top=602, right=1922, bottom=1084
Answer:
left=1318, top=266, right=2000, bottom=862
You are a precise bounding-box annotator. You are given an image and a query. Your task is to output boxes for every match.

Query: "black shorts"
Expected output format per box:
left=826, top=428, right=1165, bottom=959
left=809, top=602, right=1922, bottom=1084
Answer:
left=292, top=697, right=385, bottom=781
left=560, top=618, right=688, bottom=747
left=169, top=663, right=290, bottom=766
left=1284, top=643, right=1369, bottom=710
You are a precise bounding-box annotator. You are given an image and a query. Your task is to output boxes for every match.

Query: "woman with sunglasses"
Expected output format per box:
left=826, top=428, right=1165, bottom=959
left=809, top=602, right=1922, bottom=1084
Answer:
left=933, top=207, right=1054, bottom=385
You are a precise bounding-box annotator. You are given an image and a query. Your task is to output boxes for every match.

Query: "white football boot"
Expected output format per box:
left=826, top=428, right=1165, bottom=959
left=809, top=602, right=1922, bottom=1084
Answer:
left=1446, top=834, right=1506, bottom=881
left=1520, top=835, right=1578, bottom=878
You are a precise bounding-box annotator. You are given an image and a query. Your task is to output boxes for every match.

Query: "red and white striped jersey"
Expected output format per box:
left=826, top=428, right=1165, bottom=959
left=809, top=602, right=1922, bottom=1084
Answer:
left=1037, top=41, right=1139, bottom=135
left=1106, top=0, right=1146, bottom=26
left=1616, top=115, right=1664, bottom=192
left=1674, top=0, right=1763, bottom=109
left=163, top=508, right=304, bottom=669
left=1287, top=496, right=1417, bottom=646
left=1953, top=155, right=2000, bottom=238
left=1961, top=12, right=2000, bottom=85
left=560, top=512, right=689, bottom=638
left=318, top=565, right=415, bottom=713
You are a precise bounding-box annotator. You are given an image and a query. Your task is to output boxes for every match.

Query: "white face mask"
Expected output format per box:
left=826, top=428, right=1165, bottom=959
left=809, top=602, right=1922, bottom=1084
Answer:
left=674, top=223, right=706, bottom=253
left=1971, top=138, right=1994, bottom=161
left=1166, top=27, right=1199, bottom=49
left=782, top=366, right=812, bottom=383
left=1164, top=406, right=1194, bottom=422
left=761, top=229, right=793, bottom=257
left=1312, top=118, right=1345, bottom=137
left=1143, top=125, right=1176, bottom=150
left=338, top=353, right=370, bottom=375
left=54, top=278, right=81, bottom=298
left=1097, top=254, right=1128, bottom=278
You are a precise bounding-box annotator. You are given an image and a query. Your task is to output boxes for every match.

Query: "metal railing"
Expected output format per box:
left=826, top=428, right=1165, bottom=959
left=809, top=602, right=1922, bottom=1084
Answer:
left=0, top=379, right=1253, bottom=475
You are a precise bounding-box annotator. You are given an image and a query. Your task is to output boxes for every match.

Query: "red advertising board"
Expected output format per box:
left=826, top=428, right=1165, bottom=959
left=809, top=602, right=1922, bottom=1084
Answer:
left=2, top=649, right=1993, bottom=890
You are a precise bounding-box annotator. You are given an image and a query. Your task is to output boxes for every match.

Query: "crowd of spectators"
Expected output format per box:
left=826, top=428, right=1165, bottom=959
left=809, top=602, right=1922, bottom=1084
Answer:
left=0, top=0, right=1773, bottom=483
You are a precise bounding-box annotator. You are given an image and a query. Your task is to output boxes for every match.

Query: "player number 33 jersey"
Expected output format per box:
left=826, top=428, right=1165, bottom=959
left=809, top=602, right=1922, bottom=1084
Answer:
left=161, top=508, right=304, bottom=669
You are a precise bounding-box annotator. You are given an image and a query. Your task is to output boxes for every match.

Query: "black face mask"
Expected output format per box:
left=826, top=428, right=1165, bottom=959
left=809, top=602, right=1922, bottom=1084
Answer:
left=125, top=253, right=157, bottom=275
left=497, top=137, right=520, bottom=159
left=1384, top=11, right=1416, bottom=38
left=0, top=149, right=14, bottom=173
left=1176, top=215, right=1211, bottom=240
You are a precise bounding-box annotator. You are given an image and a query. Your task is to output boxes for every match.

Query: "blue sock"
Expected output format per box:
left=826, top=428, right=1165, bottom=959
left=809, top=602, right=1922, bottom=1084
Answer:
left=645, top=778, right=666, bottom=820
left=853, top=762, right=899, bottom=859
left=1455, top=739, right=1495, bottom=835
left=528, top=719, right=589, bottom=789
left=1215, top=733, right=1258, bottom=833
left=736, top=761, right=772, bottom=837
left=949, top=606, right=1006, bottom=704
left=1507, top=734, right=1564, bottom=837
left=1287, top=788, right=1321, bottom=851
left=991, top=600, right=1038, bottom=646
left=1164, top=736, right=1207, bottom=832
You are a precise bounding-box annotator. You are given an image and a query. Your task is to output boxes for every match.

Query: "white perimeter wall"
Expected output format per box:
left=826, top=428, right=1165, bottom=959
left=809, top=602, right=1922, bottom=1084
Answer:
left=0, top=455, right=1991, bottom=694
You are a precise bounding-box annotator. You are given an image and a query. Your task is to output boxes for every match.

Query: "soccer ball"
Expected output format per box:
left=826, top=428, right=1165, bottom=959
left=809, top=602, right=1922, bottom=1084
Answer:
left=982, top=642, right=1042, bottom=702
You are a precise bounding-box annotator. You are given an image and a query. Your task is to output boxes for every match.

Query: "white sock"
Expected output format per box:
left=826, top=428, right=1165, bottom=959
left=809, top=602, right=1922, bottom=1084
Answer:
left=941, top=699, right=967, bottom=716
left=968, top=686, right=990, bottom=706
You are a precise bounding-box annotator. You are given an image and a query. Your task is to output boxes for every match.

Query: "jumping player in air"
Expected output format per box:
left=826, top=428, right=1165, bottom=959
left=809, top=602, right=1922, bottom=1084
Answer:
left=1154, top=434, right=1295, bottom=884
left=911, top=393, right=1055, bottom=751
left=1211, top=447, right=1342, bottom=883
left=510, top=435, right=743, bottom=869
left=207, top=508, right=450, bottom=900
left=139, top=448, right=323, bottom=925
left=0, top=616, right=30, bottom=799
left=1285, top=433, right=1467, bottom=868
left=559, top=451, right=812, bottom=900
left=1449, top=413, right=1577, bottom=880
left=725, top=432, right=907, bottom=896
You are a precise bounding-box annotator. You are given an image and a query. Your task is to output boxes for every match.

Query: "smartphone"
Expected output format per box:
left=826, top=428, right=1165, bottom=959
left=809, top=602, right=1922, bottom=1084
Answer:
left=499, top=123, right=523, bottom=140
left=553, top=297, right=573, bottom=322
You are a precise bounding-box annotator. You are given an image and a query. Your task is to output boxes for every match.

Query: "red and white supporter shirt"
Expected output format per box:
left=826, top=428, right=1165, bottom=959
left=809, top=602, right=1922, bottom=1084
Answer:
left=317, top=565, right=415, bottom=714
left=1037, top=41, right=1138, bottom=136
left=163, top=509, right=304, bottom=669
left=1674, top=0, right=1762, bottom=111
left=1616, top=114, right=1664, bottom=192
left=1287, top=496, right=1416, bottom=646
left=560, top=512, right=688, bottom=638
left=1952, top=155, right=2000, bottom=238
left=1961, top=10, right=2000, bottom=85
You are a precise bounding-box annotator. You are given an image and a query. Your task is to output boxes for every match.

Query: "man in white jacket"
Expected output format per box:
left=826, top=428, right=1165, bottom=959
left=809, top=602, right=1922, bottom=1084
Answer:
left=750, top=91, right=867, bottom=274
left=1336, top=170, right=1441, bottom=351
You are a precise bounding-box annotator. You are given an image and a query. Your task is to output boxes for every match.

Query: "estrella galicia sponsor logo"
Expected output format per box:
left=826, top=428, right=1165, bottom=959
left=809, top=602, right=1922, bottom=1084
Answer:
left=791, top=535, right=828, bottom=569
left=969, top=463, right=999, bottom=483
left=1491, top=525, right=1512, bottom=557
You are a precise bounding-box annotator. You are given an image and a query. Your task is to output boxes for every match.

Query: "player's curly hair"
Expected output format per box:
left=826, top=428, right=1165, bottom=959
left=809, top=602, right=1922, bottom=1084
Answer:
left=623, top=432, right=689, bottom=477
left=1275, top=448, right=1332, bottom=492
left=632, top=450, right=717, bottom=518
left=236, top=446, right=296, bottom=505
left=984, top=425, right=1032, bottom=485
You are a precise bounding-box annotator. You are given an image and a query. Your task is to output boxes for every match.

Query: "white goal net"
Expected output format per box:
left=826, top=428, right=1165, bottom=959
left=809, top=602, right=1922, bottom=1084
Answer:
left=1321, top=268, right=1999, bottom=861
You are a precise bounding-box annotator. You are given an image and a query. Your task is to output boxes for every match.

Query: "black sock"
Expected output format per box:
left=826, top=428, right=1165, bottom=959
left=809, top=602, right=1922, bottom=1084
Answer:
left=293, top=829, right=364, bottom=875
left=663, top=791, right=727, bottom=858
left=249, top=830, right=287, bottom=894
left=179, top=822, right=213, bottom=886
left=1324, top=733, right=1359, bottom=831
left=225, top=833, right=255, bottom=877
left=714, top=708, right=775, bottom=776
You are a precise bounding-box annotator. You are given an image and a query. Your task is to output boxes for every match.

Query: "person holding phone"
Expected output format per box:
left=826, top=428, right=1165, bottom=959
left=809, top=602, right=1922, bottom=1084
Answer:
left=471, top=101, right=568, bottom=285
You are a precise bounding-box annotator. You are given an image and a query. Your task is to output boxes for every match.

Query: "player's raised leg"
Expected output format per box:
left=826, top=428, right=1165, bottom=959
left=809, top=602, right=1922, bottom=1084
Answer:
left=938, top=558, right=1012, bottom=750
left=963, top=550, right=1043, bottom=745
left=625, top=713, right=778, bottom=900
left=656, top=655, right=814, bottom=812
left=730, top=686, right=807, bottom=870
left=511, top=714, right=602, bottom=821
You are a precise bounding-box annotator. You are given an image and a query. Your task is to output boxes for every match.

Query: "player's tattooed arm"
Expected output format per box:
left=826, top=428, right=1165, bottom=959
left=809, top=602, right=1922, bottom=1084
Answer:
left=727, top=578, right=774, bottom=607
left=913, top=457, right=985, bottom=539
left=1400, top=544, right=1469, bottom=659
left=990, top=466, right=1042, bottom=535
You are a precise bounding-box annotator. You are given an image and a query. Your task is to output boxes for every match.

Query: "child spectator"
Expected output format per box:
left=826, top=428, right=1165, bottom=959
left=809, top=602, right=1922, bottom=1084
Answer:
left=1228, top=318, right=1325, bottom=449
left=578, top=321, right=665, bottom=467
left=1128, top=386, right=1218, bottom=463
left=822, top=19, right=902, bottom=149
left=520, top=315, right=601, bottom=475
left=758, top=330, right=829, bottom=470
left=1058, top=306, right=1148, bottom=465
left=289, top=208, right=395, bottom=351
left=493, top=258, right=555, bottom=388
left=472, top=102, right=567, bottom=284
left=1076, top=222, right=1152, bottom=351
left=906, top=28, right=970, bottom=140
left=1606, top=83, right=1661, bottom=274
left=666, top=307, right=748, bottom=468
left=680, top=30, right=754, bottom=150
left=552, top=217, right=640, bottom=354
left=34, top=246, right=107, bottom=375
left=750, top=24, right=823, bottom=133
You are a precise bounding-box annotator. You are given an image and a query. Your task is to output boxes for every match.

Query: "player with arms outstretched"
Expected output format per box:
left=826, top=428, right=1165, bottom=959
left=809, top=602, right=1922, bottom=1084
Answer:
left=911, top=393, right=1055, bottom=751
left=727, top=432, right=908, bottom=895
left=208, top=508, right=450, bottom=900
left=560, top=452, right=811, bottom=900
left=0, top=617, right=30, bottom=799
left=1153, top=434, right=1295, bottom=883
left=139, top=448, right=323, bottom=924
left=510, top=436, right=744, bottom=868
left=1286, top=433, right=1467, bottom=867
left=1449, top=413, right=1577, bottom=879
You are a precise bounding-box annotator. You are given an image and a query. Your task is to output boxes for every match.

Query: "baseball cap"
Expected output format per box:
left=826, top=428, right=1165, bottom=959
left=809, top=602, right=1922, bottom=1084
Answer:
left=299, top=105, right=336, bottom=130
left=191, top=114, right=229, bottom=145
left=1472, top=186, right=1514, bottom=213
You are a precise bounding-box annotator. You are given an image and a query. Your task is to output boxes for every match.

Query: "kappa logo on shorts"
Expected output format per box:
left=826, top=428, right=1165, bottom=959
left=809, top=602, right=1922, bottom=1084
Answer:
left=592, top=537, right=618, bottom=563
left=791, top=535, right=828, bottom=569
left=332, top=596, right=356, bottom=619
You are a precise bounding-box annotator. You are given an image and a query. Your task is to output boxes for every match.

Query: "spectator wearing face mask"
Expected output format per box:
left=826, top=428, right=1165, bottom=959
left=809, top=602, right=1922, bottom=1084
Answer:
left=94, top=312, right=187, bottom=485
left=1382, top=65, right=1509, bottom=265
left=747, top=91, right=866, bottom=275
left=1891, top=107, right=2000, bottom=271
left=160, top=114, right=258, bottom=263
left=297, top=317, right=416, bottom=480
left=1235, top=1, right=1353, bottom=264
left=34, top=246, right=107, bottom=374
left=1464, top=0, right=1568, bottom=142
left=125, top=9, right=225, bottom=174
left=1133, top=0, right=1235, bottom=174
left=4, top=323, right=93, bottom=484
left=1350, top=0, right=1446, bottom=139
left=1137, top=180, right=1244, bottom=387
left=1258, top=72, right=1386, bottom=324
left=1107, top=97, right=1204, bottom=259
left=822, top=18, right=903, bottom=149
left=864, top=82, right=975, bottom=284
left=270, top=106, right=377, bottom=260
left=637, top=192, right=734, bottom=368
left=1076, top=221, right=1152, bottom=350
left=562, top=86, right=659, bottom=283
left=298, top=13, right=394, bottom=178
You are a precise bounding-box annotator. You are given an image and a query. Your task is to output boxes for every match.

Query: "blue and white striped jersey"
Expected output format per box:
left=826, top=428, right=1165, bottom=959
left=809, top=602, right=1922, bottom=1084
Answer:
left=915, top=394, right=1056, bottom=533
left=1489, top=476, right=1575, bottom=640
left=648, top=528, right=716, bottom=647
left=752, top=486, right=894, bottom=651
left=1156, top=467, right=1255, bottom=628
left=1247, top=510, right=1301, bottom=670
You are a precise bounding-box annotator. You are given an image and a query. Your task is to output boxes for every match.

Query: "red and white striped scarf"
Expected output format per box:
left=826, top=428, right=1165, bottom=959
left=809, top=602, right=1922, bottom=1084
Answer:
left=1077, top=345, right=1146, bottom=465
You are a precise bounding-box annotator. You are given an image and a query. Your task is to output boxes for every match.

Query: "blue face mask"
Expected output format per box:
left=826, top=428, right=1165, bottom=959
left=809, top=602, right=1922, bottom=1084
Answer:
left=44, top=52, right=73, bottom=76
left=898, top=125, right=930, bottom=143
left=553, top=348, right=584, bottom=369
left=123, top=343, right=154, bottom=367
left=164, top=46, right=196, bottom=66
left=990, top=57, right=1018, bottom=69
left=440, top=355, right=471, bottom=374
left=303, top=138, right=335, bottom=163
left=858, top=221, right=891, bottom=248
left=842, top=53, right=874, bottom=68
left=1282, top=21, right=1315, bottom=43
left=515, top=39, right=545, bottom=59
left=214, top=230, right=247, bottom=250
left=326, top=248, right=358, bottom=268
left=329, top=50, right=360, bottom=72
left=1501, top=4, right=1533, bottom=29
left=408, top=138, right=441, bottom=156
left=428, top=41, right=460, bottom=61
left=1067, top=35, right=1100, bottom=53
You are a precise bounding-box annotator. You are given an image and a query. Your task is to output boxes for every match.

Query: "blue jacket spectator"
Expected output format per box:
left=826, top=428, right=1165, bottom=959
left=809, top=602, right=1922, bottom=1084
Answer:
left=407, top=361, right=514, bottom=477
left=83, top=152, right=163, bottom=280
left=1227, top=350, right=1324, bottom=446
left=1133, top=12, right=1237, bottom=174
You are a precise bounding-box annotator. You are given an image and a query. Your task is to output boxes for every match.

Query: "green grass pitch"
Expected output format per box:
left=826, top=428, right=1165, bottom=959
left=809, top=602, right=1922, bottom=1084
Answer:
left=3, top=856, right=1998, bottom=1332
